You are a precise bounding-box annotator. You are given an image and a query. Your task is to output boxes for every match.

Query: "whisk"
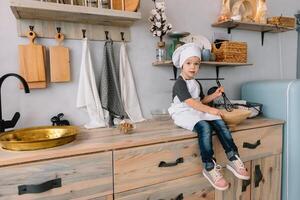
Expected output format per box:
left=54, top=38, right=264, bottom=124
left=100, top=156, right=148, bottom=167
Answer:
left=216, top=80, right=234, bottom=112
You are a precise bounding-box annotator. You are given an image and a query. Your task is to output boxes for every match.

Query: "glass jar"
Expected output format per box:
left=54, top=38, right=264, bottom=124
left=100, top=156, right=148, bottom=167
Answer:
left=156, top=41, right=166, bottom=62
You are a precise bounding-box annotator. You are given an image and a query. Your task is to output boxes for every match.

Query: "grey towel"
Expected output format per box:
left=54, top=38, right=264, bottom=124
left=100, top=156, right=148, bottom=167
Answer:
left=99, top=39, right=127, bottom=119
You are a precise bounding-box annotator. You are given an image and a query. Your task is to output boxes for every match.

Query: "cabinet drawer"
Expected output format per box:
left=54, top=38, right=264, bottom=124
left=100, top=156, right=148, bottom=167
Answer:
left=214, top=125, right=282, bottom=163
left=114, top=139, right=202, bottom=193
left=115, top=174, right=214, bottom=200
left=0, top=152, right=113, bottom=200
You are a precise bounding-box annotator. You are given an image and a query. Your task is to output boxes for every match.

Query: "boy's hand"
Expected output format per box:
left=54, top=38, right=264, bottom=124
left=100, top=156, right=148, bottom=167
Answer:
left=208, top=107, right=222, bottom=116
left=213, top=86, right=224, bottom=99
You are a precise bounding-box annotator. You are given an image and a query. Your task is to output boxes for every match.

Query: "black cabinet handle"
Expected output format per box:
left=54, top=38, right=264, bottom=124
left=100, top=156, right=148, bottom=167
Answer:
left=254, top=165, right=263, bottom=187
left=242, top=179, right=251, bottom=192
left=158, top=157, right=184, bottom=168
left=158, top=193, right=184, bottom=200
left=18, top=178, right=62, bottom=195
left=243, top=140, right=261, bottom=149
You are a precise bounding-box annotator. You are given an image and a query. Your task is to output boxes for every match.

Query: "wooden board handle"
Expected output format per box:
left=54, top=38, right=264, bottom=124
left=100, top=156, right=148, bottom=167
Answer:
left=26, top=31, right=36, bottom=44
left=55, top=33, right=65, bottom=45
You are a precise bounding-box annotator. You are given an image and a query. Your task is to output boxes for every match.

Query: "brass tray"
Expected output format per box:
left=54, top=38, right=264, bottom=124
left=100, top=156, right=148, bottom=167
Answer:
left=0, top=126, right=79, bottom=151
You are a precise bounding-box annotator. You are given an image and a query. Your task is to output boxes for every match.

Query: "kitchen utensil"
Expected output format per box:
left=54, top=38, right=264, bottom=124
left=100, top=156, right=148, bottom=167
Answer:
left=220, top=109, right=251, bottom=130
left=49, top=31, right=71, bottom=82
left=112, top=0, right=140, bottom=11
left=0, top=126, right=79, bottom=151
left=180, top=34, right=212, bottom=50
left=217, top=80, right=234, bottom=112
left=18, top=28, right=47, bottom=89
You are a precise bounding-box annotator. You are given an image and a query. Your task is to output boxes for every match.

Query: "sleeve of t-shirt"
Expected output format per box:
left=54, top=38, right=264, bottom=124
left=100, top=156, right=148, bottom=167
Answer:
left=173, top=79, right=192, bottom=102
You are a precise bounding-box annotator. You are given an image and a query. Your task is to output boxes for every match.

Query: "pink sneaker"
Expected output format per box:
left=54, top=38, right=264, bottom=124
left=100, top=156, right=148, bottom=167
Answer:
left=202, top=160, right=229, bottom=191
left=226, top=155, right=250, bottom=180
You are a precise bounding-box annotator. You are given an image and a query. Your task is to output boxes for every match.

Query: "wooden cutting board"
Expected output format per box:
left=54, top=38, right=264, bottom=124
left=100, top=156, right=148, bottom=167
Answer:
left=18, top=30, right=47, bottom=89
left=112, top=0, right=140, bottom=11
left=49, top=33, right=71, bottom=82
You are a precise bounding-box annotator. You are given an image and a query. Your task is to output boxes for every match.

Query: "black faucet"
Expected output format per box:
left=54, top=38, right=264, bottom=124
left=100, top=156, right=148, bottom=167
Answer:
left=0, top=73, right=30, bottom=133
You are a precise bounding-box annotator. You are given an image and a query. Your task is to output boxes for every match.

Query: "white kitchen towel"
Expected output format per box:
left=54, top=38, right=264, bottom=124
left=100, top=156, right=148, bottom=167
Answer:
left=119, top=42, right=145, bottom=122
left=76, top=38, right=106, bottom=129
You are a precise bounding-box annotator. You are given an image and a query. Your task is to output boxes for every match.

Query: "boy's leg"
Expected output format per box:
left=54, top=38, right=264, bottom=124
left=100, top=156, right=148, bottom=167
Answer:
left=209, top=119, right=250, bottom=180
left=194, top=120, right=229, bottom=190
left=193, top=120, right=215, bottom=170
left=208, top=119, right=238, bottom=161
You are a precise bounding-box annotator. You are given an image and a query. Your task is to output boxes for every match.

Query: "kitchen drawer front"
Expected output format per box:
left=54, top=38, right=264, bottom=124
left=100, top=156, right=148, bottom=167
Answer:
left=114, top=139, right=202, bottom=193
left=0, top=152, right=113, bottom=200
left=214, top=125, right=282, bottom=164
left=115, top=174, right=214, bottom=200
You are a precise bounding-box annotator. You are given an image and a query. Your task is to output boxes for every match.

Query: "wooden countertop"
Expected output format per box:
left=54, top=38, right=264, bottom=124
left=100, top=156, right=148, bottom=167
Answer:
left=0, top=118, right=284, bottom=167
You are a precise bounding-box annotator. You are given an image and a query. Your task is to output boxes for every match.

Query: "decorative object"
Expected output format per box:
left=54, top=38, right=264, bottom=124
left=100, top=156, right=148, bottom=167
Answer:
left=118, top=120, right=135, bottom=134
left=156, top=41, right=167, bottom=61
left=231, top=0, right=255, bottom=22
left=267, top=16, right=296, bottom=29
left=149, top=0, right=172, bottom=43
left=220, top=109, right=251, bottom=130
left=0, top=126, right=79, bottom=151
left=218, top=0, right=232, bottom=22
left=201, top=49, right=211, bottom=61
left=180, top=34, right=212, bottom=50
left=254, top=0, right=267, bottom=24
left=212, top=41, right=247, bottom=63
left=167, top=31, right=190, bottom=56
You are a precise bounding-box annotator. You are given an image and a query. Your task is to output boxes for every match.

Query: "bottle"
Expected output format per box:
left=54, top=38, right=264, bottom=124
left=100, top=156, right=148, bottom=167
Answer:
left=156, top=41, right=166, bottom=62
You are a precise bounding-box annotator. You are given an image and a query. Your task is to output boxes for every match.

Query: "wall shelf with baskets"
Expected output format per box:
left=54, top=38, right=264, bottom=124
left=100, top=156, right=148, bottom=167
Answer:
left=9, top=0, right=141, bottom=41
left=212, top=20, right=295, bottom=45
left=152, top=60, right=253, bottom=81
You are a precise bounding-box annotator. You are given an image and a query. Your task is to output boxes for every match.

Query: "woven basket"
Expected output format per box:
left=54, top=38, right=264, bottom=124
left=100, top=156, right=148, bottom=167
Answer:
left=267, top=16, right=296, bottom=29
left=212, top=41, right=247, bottom=63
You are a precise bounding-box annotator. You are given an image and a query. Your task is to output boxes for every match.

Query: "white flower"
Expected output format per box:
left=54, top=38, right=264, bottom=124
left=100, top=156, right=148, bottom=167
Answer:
left=156, top=31, right=162, bottom=36
left=156, top=14, right=161, bottom=20
left=151, top=9, right=157, bottom=15
left=156, top=22, right=162, bottom=28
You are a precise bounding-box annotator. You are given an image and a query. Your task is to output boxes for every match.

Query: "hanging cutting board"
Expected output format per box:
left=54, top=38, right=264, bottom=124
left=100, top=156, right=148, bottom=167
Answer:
left=112, top=0, right=140, bottom=11
left=49, top=33, right=71, bottom=82
left=18, top=30, right=47, bottom=89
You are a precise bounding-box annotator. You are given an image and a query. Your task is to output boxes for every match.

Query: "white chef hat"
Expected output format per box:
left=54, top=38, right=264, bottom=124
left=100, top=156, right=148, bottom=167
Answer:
left=172, top=43, right=202, bottom=68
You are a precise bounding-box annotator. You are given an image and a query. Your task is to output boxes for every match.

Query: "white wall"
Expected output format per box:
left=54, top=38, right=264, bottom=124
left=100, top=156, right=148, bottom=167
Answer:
left=0, top=0, right=299, bottom=128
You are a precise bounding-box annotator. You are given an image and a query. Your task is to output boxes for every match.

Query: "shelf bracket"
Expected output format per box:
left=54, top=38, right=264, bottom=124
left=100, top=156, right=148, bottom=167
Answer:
left=261, top=30, right=272, bottom=46
left=227, top=25, right=239, bottom=34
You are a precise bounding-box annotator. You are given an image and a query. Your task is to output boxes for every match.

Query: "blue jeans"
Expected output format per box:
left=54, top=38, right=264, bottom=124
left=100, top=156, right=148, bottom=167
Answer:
left=193, top=119, right=239, bottom=171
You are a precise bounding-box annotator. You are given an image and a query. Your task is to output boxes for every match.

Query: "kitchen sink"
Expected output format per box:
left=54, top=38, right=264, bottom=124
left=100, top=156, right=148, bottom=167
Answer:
left=0, top=126, right=79, bottom=151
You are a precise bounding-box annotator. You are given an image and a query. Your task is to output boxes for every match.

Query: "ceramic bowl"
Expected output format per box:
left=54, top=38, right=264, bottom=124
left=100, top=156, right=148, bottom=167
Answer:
left=220, top=109, right=251, bottom=130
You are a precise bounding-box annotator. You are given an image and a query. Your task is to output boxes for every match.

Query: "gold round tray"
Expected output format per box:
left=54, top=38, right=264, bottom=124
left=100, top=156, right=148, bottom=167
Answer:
left=0, top=126, right=79, bottom=151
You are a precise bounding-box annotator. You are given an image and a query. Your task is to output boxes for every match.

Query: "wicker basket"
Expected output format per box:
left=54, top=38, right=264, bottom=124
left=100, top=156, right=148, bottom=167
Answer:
left=212, top=41, right=247, bottom=63
left=267, top=16, right=296, bottom=29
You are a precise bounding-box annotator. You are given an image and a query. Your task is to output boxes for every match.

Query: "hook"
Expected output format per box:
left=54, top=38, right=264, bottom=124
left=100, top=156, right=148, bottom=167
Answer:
left=56, top=27, right=61, bottom=39
left=120, top=32, right=125, bottom=41
left=105, top=31, right=109, bottom=40
left=82, top=29, right=86, bottom=38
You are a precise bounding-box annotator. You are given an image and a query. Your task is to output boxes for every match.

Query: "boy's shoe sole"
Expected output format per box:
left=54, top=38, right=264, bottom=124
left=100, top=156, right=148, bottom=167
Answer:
left=202, top=170, right=229, bottom=191
left=226, top=164, right=250, bottom=180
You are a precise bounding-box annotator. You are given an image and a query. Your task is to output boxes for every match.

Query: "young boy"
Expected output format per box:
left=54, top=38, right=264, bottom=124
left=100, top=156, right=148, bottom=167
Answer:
left=168, top=43, right=250, bottom=191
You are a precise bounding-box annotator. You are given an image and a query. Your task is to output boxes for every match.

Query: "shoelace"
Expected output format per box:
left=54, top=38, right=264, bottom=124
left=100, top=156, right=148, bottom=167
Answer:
left=233, top=155, right=246, bottom=171
left=209, top=159, right=223, bottom=182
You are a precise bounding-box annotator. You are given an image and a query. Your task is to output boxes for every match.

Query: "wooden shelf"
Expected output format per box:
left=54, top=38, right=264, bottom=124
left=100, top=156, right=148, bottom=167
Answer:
left=152, top=60, right=253, bottom=67
left=10, top=0, right=141, bottom=26
left=212, top=20, right=295, bottom=33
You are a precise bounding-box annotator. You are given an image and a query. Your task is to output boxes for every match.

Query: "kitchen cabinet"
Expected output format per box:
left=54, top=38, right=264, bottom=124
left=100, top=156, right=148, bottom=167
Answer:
left=0, top=118, right=283, bottom=199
